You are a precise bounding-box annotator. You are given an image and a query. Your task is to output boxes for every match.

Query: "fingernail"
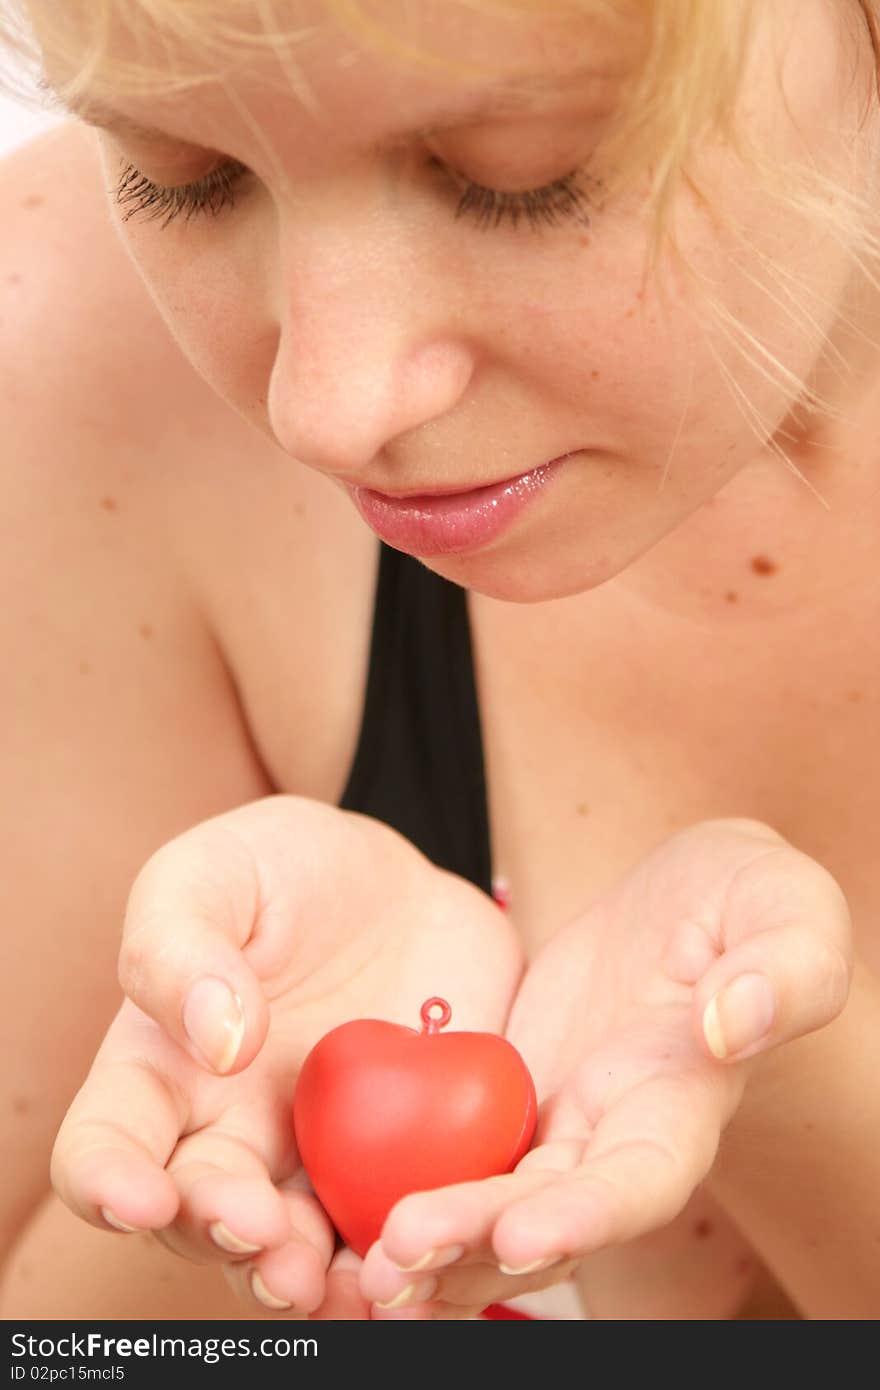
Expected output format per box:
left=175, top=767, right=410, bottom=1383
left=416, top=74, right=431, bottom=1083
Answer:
left=101, top=1206, right=138, bottom=1233
left=374, top=1276, right=437, bottom=1309
left=703, top=973, right=776, bottom=1060
left=498, top=1255, right=558, bottom=1276
left=182, top=977, right=245, bottom=1073
left=209, top=1220, right=262, bottom=1255
left=251, top=1270, right=293, bottom=1310
left=392, top=1244, right=465, bottom=1272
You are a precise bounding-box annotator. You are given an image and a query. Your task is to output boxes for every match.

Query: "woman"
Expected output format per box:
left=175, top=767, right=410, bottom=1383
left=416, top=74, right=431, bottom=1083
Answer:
left=1, top=0, right=878, bottom=1319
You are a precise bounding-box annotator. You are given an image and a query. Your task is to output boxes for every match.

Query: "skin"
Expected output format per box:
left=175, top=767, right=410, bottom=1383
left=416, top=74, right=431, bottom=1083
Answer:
left=48, top=805, right=852, bottom=1318
left=3, top=0, right=880, bottom=1319
left=70, top=0, right=880, bottom=605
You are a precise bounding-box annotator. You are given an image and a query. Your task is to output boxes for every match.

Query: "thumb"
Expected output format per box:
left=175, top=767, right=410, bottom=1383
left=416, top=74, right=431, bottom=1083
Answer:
left=692, top=848, right=853, bottom=1063
left=118, top=810, right=273, bottom=1075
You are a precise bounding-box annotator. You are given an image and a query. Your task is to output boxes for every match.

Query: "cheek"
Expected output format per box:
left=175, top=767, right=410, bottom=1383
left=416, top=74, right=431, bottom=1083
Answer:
left=478, top=226, right=738, bottom=477
left=119, top=221, right=277, bottom=419
left=502, top=165, right=853, bottom=479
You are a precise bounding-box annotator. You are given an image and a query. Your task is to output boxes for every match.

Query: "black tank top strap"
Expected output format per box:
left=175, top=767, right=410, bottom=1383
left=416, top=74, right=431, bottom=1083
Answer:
left=339, top=540, right=492, bottom=896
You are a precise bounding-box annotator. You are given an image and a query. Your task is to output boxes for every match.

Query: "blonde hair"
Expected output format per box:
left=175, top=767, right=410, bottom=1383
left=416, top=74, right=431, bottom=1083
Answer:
left=3, top=0, right=880, bottom=470
left=0, top=2, right=790, bottom=234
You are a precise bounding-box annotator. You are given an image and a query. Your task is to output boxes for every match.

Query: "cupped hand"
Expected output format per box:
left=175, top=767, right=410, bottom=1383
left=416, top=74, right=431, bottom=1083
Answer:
left=361, top=818, right=852, bottom=1318
left=50, top=795, right=523, bottom=1317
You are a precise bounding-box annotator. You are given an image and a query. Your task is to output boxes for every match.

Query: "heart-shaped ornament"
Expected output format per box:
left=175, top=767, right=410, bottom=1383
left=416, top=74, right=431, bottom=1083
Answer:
left=293, top=997, right=538, bottom=1257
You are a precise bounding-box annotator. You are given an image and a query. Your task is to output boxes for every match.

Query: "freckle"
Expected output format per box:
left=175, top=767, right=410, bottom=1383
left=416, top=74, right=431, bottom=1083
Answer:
left=725, top=591, right=739, bottom=604
left=78, top=660, right=91, bottom=675
left=578, top=234, right=591, bottom=248
left=6, top=272, right=21, bottom=285
left=12, top=1095, right=30, bottom=1115
left=751, top=554, right=777, bottom=576
left=847, top=690, right=863, bottom=704
left=576, top=802, right=590, bottom=816
left=804, top=1121, right=815, bottom=1131
left=624, top=308, right=634, bottom=319
left=138, top=622, right=154, bottom=640
left=636, top=288, right=644, bottom=300
left=100, top=496, right=118, bottom=513
left=693, top=1219, right=712, bottom=1239
left=735, top=1257, right=753, bottom=1277
left=22, top=193, right=43, bottom=209
left=18, top=1262, right=32, bottom=1281
left=292, top=502, right=305, bottom=516
left=590, top=370, right=600, bottom=381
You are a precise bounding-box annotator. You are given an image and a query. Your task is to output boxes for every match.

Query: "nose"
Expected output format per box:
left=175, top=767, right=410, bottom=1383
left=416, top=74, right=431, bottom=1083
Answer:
left=265, top=211, right=477, bottom=478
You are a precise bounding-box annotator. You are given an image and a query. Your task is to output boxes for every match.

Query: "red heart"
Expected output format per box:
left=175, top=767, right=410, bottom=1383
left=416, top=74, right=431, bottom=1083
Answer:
left=293, top=998, right=537, bottom=1258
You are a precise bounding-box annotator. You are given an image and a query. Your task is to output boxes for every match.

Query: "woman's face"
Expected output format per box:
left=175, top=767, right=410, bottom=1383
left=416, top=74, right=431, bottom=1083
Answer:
left=69, top=0, right=877, bottom=600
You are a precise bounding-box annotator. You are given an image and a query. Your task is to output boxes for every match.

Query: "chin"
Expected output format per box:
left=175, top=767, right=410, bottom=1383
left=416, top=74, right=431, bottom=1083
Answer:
left=419, top=545, right=617, bottom=604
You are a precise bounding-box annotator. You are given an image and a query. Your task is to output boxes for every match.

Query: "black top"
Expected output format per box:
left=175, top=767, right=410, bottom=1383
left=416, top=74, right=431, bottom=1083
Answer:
left=339, top=541, right=493, bottom=896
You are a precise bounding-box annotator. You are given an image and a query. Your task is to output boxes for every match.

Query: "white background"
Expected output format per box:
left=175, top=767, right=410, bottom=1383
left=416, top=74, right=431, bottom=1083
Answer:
left=0, top=85, right=64, bottom=159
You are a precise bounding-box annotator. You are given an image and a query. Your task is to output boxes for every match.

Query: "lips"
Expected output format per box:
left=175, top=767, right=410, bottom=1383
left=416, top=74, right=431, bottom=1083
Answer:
left=349, top=455, right=573, bottom=556
left=359, top=474, right=522, bottom=501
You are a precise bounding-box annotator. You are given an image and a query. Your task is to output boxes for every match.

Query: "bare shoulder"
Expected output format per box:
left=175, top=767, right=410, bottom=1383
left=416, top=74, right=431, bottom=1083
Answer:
left=0, top=121, right=376, bottom=798
left=0, top=123, right=376, bottom=1274
left=1, top=122, right=212, bottom=445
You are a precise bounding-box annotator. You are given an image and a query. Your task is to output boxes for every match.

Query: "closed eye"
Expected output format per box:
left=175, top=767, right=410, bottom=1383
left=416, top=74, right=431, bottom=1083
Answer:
left=113, top=155, right=601, bottom=234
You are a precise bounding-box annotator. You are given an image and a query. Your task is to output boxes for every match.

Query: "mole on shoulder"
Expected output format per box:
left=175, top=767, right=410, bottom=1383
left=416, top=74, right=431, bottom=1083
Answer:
left=725, top=591, right=739, bottom=604
left=138, top=622, right=154, bottom=640
left=693, top=1219, right=713, bottom=1239
left=100, top=496, right=118, bottom=513
left=22, top=194, right=44, bottom=209
left=750, top=555, right=778, bottom=576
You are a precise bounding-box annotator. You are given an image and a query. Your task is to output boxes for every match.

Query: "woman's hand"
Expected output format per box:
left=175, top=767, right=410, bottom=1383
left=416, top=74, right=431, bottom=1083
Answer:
left=360, top=819, right=852, bottom=1318
left=50, top=795, right=523, bottom=1318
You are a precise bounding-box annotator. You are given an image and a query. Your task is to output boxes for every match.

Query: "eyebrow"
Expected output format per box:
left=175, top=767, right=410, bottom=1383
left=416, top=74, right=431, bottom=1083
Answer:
left=53, top=65, right=616, bottom=148
left=56, top=98, right=177, bottom=143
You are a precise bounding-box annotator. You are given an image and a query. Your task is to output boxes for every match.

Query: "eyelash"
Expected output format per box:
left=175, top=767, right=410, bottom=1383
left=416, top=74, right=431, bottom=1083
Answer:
left=114, top=157, right=598, bottom=233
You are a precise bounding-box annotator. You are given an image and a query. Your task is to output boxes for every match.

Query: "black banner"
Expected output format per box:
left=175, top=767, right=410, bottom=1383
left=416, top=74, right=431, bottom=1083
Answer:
left=2, top=1320, right=555, bottom=1387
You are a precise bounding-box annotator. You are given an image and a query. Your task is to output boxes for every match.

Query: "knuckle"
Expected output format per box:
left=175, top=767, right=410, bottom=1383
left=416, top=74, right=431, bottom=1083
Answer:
left=815, top=939, right=852, bottom=1016
left=117, top=924, right=169, bottom=1002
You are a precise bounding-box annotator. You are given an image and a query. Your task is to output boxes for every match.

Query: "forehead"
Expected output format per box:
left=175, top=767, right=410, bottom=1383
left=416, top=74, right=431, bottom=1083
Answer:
left=56, top=0, right=640, bottom=154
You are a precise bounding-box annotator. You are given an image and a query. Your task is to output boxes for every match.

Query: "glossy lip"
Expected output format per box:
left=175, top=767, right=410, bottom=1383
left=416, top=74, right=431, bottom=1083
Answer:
left=349, top=454, right=575, bottom=557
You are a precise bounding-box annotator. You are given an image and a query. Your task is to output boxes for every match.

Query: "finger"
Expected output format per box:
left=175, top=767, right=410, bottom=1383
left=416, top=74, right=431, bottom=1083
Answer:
left=51, top=1014, right=190, bottom=1233
left=308, top=1247, right=372, bottom=1320
left=376, top=1168, right=558, bottom=1278
left=371, top=1091, right=594, bottom=1275
left=491, top=1071, right=723, bottom=1270
left=363, top=1236, right=579, bottom=1315
left=117, top=795, right=426, bottom=1077
left=694, top=847, right=853, bottom=1062
left=380, top=1067, right=720, bottom=1276
left=158, top=1087, right=331, bottom=1266
left=119, top=818, right=272, bottom=1075
left=220, top=1180, right=335, bottom=1316
left=371, top=1299, right=484, bottom=1320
